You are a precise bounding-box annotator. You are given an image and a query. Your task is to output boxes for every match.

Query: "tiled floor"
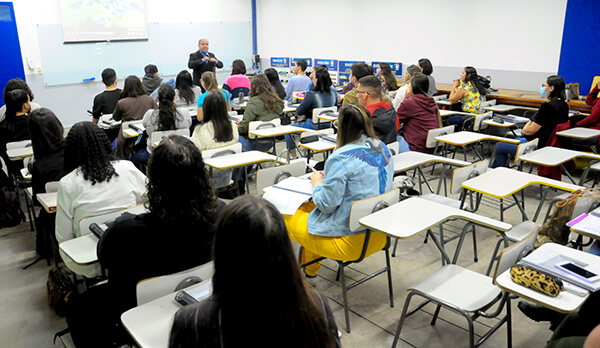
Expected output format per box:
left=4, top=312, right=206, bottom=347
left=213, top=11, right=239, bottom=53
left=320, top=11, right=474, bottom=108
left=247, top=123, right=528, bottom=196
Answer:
left=1, top=143, right=589, bottom=347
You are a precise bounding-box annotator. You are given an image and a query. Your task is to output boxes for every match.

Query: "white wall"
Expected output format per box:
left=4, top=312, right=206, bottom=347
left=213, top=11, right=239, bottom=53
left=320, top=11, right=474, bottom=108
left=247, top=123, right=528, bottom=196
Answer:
left=256, top=0, right=568, bottom=89
left=9, top=0, right=252, bottom=126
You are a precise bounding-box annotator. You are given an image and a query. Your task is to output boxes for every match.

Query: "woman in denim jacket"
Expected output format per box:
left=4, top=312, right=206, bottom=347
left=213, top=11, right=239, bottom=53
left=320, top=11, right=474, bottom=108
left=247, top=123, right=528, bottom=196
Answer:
left=285, top=104, right=394, bottom=276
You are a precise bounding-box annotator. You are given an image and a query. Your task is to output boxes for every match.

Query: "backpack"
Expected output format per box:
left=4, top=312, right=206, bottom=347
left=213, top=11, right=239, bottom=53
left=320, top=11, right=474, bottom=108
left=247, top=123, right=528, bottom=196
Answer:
left=0, top=185, right=24, bottom=228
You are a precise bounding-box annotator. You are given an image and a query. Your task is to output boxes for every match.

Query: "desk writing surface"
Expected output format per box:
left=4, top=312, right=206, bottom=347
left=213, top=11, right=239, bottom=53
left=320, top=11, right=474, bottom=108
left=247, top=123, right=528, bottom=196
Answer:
left=462, top=167, right=582, bottom=199
left=483, top=119, right=517, bottom=128
left=483, top=104, right=537, bottom=112
left=392, top=152, right=470, bottom=173
left=299, top=140, right=336, bottom=152
left=518, top=147, right=600, bottom=167
left=248, top=125, right=309, bottom=137
left=439, top=109, right=474, bottom=117
left=59, top=235, right=99, bottom=265
left=556, top=127, right=600, bottom=139
left=7, top=146, right=34, bottom=160
left=435, top=131, right=520, bottom=146
left=36, top=192, right=57, bottom=213
left=359, top=197, right=511, bottom=239
left=203, top=151, right=277, bottom=170
left=437, top=84, right=592, bottom=113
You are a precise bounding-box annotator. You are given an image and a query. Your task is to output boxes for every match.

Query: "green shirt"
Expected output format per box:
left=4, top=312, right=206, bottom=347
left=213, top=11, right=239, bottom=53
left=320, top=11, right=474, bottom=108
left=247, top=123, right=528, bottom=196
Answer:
left=238, top=96, right=284, bottom=135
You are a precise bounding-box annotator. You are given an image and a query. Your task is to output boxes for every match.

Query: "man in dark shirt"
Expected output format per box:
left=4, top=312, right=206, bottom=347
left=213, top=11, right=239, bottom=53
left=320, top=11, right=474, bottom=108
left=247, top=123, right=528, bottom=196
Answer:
left=188, top=38, right=223, bottom=90
left=356, top=75, right=397, bottom=144
left=91, top=68, right=121, bottom=124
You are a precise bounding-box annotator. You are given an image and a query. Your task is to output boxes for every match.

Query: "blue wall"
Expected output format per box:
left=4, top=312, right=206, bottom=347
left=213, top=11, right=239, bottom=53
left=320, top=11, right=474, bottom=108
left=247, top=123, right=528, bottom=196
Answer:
left=558, top=0, right=600, bottom=96
left=0, top=2, right=25, bottom=108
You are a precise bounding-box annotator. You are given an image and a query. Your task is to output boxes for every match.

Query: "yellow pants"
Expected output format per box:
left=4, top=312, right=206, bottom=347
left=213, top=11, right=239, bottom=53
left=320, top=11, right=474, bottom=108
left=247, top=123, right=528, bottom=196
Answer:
left=284, top=202, right=388, bottom=276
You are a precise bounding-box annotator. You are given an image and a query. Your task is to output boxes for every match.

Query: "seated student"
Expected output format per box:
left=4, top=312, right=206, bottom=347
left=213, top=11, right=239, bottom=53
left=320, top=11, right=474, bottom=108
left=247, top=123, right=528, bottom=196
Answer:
left=342, top=63, right=393, bottom=106
left=356, top=75, right=397, bottom=144
left=169, top=195, right=340, bottom=348
left=284, top=104, right=394, bottom=277
left=491, top=75, right=569, bottom=169
left=132, top=84, right=192, bottom=166
left=67, top=135, right=223, bottom=348
left=0, top=78, right=40, bottom=123
left=28, top=108, right=66, bottom=258
left=418, top=58, right=437, bottom=96
left=377, top=62, right=399, bottom=94
left=113, top=75, right=158, bottom=159
left=55, top=122, right=146, bottom=278
left=192, top=91, right=239, bottom=188
left=197, top=71, right=232, bottom=122
left=0, top=89, right=31, bottom=176
left=265, top=67, right=287, bottom=100
left=91, top=68, right=121, bottom=124
left=237, top=74, right=284, bottom=152
left=396, top=74, right=443, bottom=153
left=142, top=64, right=162, bottom=96
left=284, top=59, right=312, bottom=104
left=174, top=70, right=202, bottom=108
left=222, top=59, right=251, bottom=99
left=393, top=65, right=422, bottom=110
left=446, top=66, right=486, bottom=128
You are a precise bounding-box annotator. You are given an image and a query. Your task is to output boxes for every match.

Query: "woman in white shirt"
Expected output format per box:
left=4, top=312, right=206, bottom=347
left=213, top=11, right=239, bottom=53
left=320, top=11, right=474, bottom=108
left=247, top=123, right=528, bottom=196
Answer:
left=393, top=65, right=422, bottom=110
left=55, top=121, right=146, bottom=277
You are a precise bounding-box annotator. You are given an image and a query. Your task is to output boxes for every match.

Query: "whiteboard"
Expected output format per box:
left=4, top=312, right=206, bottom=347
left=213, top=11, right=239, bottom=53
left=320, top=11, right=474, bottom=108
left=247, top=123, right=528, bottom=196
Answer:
left=36, top=21, right=252, bottom=86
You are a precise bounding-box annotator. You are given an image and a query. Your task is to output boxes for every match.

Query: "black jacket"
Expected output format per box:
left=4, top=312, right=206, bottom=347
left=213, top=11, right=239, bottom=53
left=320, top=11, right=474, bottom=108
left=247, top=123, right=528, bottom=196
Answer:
left=372, top=105, right=398, bottom=144
left=188, top=51, right=224, bottom=87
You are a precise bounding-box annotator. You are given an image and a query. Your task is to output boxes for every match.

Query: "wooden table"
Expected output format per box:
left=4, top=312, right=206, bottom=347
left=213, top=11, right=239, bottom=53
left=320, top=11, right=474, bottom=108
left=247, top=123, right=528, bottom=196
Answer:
left=359, top=197, right=511, bottom=265
left=437, top=83, right=592, bottom=113
left=462, top=167, right=583, bottom=221
left=496, top=243, right=591, bottom=314
left=518, top=147, right=600, bottom=184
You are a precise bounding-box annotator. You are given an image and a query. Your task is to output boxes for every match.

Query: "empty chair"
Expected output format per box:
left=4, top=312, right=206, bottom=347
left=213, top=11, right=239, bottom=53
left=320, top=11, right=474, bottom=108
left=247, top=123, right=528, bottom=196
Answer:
left=392, top=227, right=539, bottom=348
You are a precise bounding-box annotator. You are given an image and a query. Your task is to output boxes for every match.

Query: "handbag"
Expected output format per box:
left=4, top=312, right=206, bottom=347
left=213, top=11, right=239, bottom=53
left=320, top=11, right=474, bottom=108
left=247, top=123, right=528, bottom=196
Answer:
left=535, top=188, right=600, bottom=248
left=47, top=266, right=75, bottom=317
left=510, top=265, right=563, bottom=297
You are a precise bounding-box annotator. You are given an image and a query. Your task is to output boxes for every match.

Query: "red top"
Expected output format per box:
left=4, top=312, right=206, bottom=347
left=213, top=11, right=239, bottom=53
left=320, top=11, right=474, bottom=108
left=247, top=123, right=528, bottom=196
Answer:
left=396, top=94, right=440, bottom=153
left=576, top=85, right=600, bottom=130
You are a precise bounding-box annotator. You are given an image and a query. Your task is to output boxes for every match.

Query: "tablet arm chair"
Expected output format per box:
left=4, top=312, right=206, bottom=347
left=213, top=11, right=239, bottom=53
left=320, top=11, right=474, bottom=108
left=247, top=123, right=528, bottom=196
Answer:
left=299, top=188, right=399, bottom=333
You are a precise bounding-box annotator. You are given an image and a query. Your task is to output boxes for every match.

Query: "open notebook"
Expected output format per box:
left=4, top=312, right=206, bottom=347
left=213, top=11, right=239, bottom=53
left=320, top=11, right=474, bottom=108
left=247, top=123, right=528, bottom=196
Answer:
left=262, top=177, right=313, bottom=215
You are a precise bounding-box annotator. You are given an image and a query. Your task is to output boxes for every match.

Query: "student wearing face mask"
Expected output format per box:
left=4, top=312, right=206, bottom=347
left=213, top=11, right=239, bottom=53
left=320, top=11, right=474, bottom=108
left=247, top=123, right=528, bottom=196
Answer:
left=491, top=75, right=568, bottom=168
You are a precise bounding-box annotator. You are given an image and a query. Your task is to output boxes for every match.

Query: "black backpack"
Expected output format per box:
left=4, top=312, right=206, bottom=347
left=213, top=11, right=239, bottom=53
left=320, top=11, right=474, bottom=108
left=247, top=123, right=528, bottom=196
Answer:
left=0, top=184, right=24, bottom=228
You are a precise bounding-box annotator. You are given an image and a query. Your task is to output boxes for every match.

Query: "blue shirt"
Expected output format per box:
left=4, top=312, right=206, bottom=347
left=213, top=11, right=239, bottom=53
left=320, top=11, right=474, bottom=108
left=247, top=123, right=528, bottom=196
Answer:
left=197, top=90, right=232, bottom=108
left=284, top=75, right=311, bottom=103
left=307, top=137, right=394, bottom=237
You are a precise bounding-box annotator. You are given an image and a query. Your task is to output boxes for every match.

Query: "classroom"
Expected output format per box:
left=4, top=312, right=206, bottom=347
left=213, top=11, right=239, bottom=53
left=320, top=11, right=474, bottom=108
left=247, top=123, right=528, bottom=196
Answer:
left=1, top=0, right=600, bottom=347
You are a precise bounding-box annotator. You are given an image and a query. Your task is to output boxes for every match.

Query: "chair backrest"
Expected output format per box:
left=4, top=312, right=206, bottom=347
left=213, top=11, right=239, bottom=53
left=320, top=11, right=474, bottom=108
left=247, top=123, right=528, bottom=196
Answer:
left=348, top=188, right=400, bottom=232
left=450, top=160, right=489, bottom=195
left=45, top=181, right=60, bottom=193
left=432, top=94, right=449, bottom=101
left=78, top=204, right=148, bottom=237
left=492, top=227, right=539, bottom=284
left=255, top=160, right=307, bottom=194
left=479, top=99, right=497, bottom=114
left=426, top=125, right=455, bottom=149
left=136, top=261, right=214, bottom=305
left=473, top=111, right=493, bottom=132
left=201, top=142, right=242, bottom=161
left=6, top=140, right=32, bottom=150
left=387, top=141, right=400, bottom=156
left=514, top=138, right=539, bottom=165
left=312, top=106, right=337, bottom=124
left=150, top=129, right=190, bottom=146
left=248, top=118, right=281, bottom=139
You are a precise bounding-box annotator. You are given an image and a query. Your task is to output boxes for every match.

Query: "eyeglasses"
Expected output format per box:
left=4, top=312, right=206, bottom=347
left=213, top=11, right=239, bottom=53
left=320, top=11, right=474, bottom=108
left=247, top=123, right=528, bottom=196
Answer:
left=356, top=90, right=370, bottom=96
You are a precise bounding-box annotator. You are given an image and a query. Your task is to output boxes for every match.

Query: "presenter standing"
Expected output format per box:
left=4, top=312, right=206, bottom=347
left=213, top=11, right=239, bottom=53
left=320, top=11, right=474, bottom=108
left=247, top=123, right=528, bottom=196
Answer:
left=188, top=38, right=223, bottom=91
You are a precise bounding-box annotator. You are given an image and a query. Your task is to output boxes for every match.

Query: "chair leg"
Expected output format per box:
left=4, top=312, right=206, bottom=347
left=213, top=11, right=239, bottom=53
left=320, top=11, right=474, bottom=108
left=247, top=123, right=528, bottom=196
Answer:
left=392, top=292, right=418, bottom=348
left=486, top=238, right=504, bottom=276
left=385, top=248, right=394, bottom=308
left=471, top=224, right=478, bottom=263
left=392, top=238, right=399, bottom=257
left=338, top=262, right=351, bottom=333
left=506, top=298, right=513, bottom=348
left=430, top=304, right=442, bottom=326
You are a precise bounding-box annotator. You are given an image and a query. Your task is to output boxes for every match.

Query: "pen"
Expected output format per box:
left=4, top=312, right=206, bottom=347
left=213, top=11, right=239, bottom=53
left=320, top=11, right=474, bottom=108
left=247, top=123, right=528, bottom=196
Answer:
left=307, top=163, right=324, bottom=177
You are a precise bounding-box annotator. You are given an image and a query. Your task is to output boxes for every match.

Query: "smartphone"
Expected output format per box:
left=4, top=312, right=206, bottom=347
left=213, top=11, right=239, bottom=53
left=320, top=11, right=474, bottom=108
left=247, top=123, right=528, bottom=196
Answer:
left=555, top=261, right=600, bottom=283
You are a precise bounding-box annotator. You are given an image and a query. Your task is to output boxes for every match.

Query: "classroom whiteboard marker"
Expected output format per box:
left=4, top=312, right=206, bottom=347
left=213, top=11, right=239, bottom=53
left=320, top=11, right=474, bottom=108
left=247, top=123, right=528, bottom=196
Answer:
left=83, top=77, right=96, bottom=82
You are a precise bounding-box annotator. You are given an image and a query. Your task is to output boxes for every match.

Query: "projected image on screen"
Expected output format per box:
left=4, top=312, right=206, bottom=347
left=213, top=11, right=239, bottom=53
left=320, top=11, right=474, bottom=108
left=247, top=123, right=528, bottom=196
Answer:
left=59, top=0, right=148, bottom=42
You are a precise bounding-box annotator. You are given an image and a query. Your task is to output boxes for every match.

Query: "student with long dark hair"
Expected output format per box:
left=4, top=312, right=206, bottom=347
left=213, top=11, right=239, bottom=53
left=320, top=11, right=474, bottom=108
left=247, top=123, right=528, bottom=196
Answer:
left=68, top=136, right=223, bottom=348
left=28, top=108, right=66, bottom=258
left=174, top=70, right=202, bottom=108
left=396, top=74, right=442, bottom=153
left=265, top=67, right=286, bottom=99
left=169, top=195, right=340, bottom=348
left=418, top=58, right=437, bottom=96
left=113, top=75, right=157, bottom=159
left=446, top=66, right=487, bottom=127
left=55, top=122, right=146, bottom=278
left=237, top=74, right=284, bottom=151
left=0, top=78, right=39, bottom=123
left=222, top=59, right=251, bottom=98
left=284, top=104, right=393, bottom=277
left=377, top=63, right=398, bottom=94
left=133, top=83, right=191, bottom=165
left=0, top=89, right=31, bottom=175
left=491, top=75, right=568, bottom=169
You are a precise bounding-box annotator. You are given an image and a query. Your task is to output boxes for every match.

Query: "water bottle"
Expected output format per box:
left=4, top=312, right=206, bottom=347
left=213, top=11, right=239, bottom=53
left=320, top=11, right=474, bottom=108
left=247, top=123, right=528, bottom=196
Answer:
left=239, top=91, right=244, bottom=103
